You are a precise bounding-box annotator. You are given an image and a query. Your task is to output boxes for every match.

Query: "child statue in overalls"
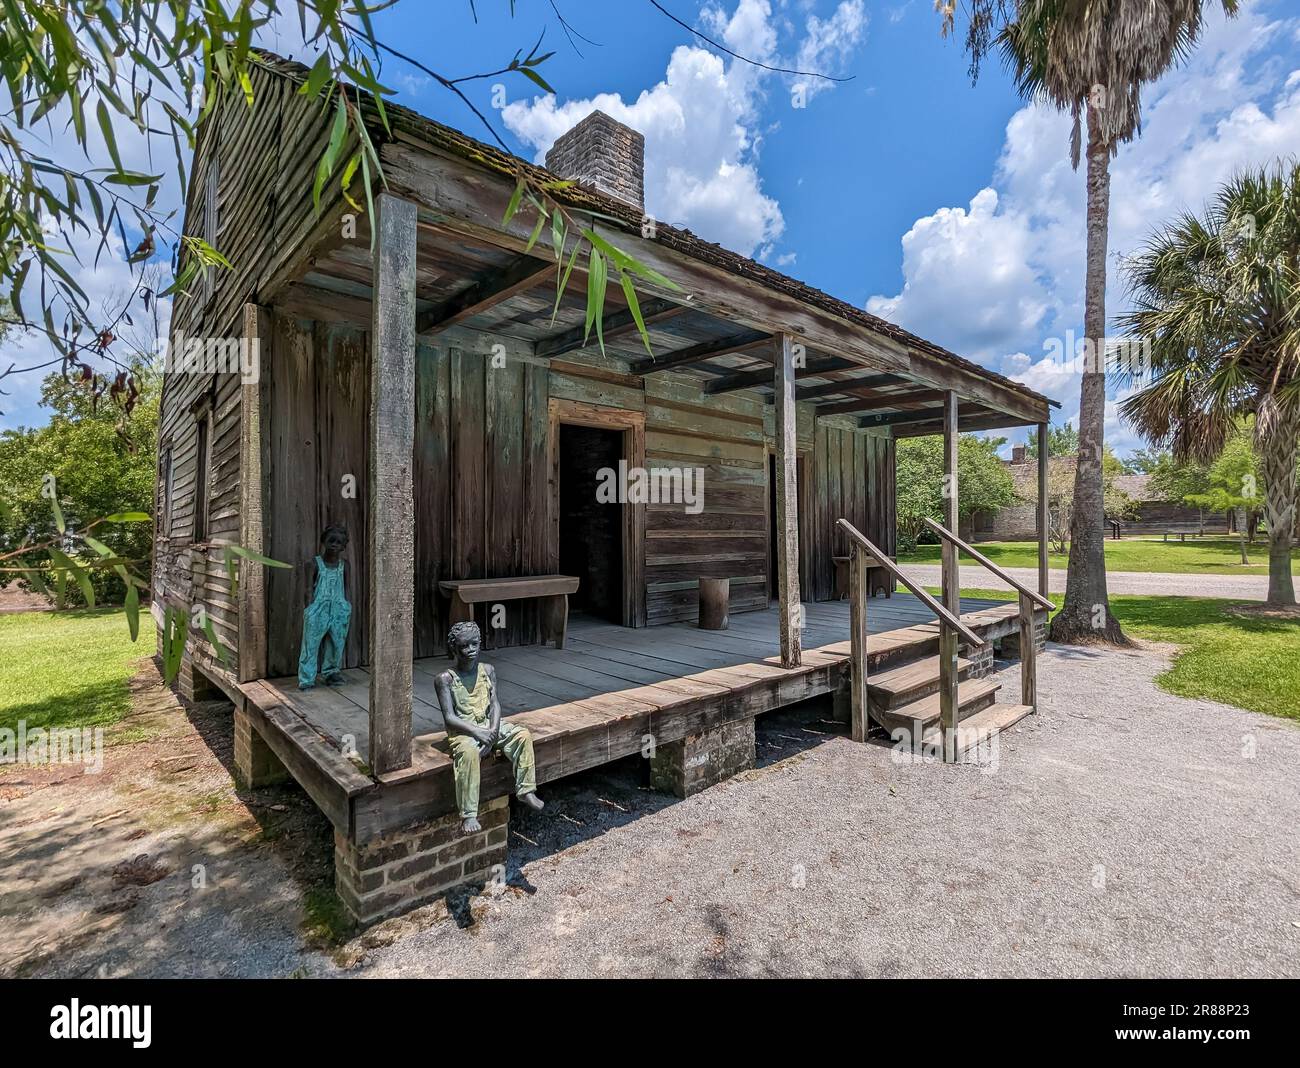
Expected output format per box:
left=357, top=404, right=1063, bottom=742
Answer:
left=297, top=524, right=351, bottom=690
left=434, top=621, right=544, bottom=834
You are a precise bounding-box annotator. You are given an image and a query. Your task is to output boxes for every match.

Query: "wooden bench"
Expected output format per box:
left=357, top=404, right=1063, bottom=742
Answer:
left=439, top=575, right=580, bottom=650
left=1162, top=529, right=1203, bottom=542
left=832, top=554, right=893, bottom=600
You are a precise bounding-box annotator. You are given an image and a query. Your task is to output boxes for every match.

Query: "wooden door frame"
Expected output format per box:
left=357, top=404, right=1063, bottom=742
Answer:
left=764, top=445, right=812, bottom=601
left=547, top=397, right=647, bottom=628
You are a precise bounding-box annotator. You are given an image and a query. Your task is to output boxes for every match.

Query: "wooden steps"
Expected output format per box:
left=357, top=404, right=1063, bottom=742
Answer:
left=868, top=654, right=972, bottom=710
left=872, top=676, right=1000, bottom=735
left=918, top=702, right=1034, bottom=757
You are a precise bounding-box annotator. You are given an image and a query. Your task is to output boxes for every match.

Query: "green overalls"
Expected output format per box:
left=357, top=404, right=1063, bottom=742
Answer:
left=297, top=556, right=351, bottom=689
left=446, top=663, right=537, bottom=819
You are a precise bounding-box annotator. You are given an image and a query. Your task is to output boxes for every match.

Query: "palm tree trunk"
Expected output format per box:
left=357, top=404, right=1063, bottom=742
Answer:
left=1257, top=396, right=1298, bottom=606
left=1049, top=105, right=1127, bottom=645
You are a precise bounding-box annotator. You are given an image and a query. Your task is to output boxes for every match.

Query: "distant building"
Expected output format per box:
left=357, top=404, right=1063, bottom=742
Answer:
left=965, top=446, right=1229, bottom=542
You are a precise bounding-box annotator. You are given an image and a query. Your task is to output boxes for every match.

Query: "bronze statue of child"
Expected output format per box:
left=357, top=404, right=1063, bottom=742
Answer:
left=435, top=621, right=544, bottom=834
left=297, top=523, right=351, bottom=690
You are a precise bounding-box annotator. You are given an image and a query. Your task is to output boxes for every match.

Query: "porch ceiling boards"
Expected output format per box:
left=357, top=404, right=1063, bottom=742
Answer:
left=289, top=221, right=1038, bottom=433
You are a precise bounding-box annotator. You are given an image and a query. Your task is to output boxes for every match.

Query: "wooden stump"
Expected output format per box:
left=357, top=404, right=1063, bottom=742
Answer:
left=698, top=577, right=730, bottom=630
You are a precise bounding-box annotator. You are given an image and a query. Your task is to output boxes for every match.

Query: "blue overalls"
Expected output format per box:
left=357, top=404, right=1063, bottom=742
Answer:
left=298, top=555, right=351, bottom=689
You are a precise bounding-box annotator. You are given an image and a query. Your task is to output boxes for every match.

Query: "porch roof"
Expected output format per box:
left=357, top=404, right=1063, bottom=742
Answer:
left=253, top=50, right=1056, bottom=432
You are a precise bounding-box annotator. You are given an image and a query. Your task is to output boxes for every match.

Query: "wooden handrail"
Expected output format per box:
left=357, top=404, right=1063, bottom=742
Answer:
left=921, top=518, right=1054, bottom=611
left=836, top=519, right=983, bottom=647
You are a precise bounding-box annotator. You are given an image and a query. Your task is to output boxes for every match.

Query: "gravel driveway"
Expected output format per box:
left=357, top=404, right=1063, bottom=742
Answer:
left=899, top=563, right=1272, bottom=601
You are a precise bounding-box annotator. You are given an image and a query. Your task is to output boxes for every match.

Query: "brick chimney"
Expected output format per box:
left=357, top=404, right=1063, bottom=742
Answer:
left=545, top=111, right=645, bottom=212
left=1012, top=444, right=1027, bottom=464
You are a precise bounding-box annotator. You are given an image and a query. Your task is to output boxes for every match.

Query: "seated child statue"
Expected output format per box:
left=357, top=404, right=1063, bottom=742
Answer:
left=297, top=523, right=352, bottom=690
left=435, top=621, right=544, bottom=834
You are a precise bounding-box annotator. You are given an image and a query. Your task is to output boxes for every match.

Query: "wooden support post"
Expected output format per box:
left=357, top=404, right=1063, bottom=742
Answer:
left=238, top=303, right=270, bottom=683
left=941, top=390, right=960, bottom=616
left=1019, top=591, right=1037, bottom=713
left=367, top=193, right=418, bottom=776
left=1037, top=421, right=1049, bottom=598
left=938, top=624, right=959, bottom=762
left=848, top=546, right=870, bottom=742
left=774, top=333, right=802, bottom=667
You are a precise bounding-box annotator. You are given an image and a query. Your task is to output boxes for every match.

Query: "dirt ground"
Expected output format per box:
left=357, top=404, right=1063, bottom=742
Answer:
left=3, top=644, right=1298, bottom=978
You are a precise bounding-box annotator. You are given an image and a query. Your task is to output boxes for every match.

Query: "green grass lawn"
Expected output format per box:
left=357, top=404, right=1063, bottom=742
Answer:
left=900, top=537, right=1298, bottom=576
left=0, top=608, right=156, bottom=733
left=946, top=588, right=1300, bottom=722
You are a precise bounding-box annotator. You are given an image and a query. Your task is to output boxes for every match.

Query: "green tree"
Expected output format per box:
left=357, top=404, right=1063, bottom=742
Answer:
left=895, top=434, right=1017, bottom=550
left=0, top=367, right=158, bottom=605
left=1025, top=420, right=1078, bottom=459
left=1184, top=433, right=1262, bottom=564
left=1120, top=161, right=1300, bottom=605
left=944, top=0, right=1239, bottom=644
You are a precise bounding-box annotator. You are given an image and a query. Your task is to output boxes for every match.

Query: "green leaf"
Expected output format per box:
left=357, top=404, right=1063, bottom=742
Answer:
left=103, top=511, right=151, bottom=523
left=49, top=548, right=94, bottom=608
left=202, top=613, right=231, bottom=667
left=620, top=270, right=653, bottom=356
left=125, top=584, right=140, bottom=642
left=51, top=494, right=66, bottom=533
left=97, top=100, right=124, bottom=173
left=525, top=207, right=547, bottom=252
left=502, top=178, right=525, bottom=226
left=301, top=54, right=332, bottom=98
left=225, top=545, right=293, bottom=568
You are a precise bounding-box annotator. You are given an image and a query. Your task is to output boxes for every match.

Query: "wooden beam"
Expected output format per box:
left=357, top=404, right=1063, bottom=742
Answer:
left=416, top=254, right=551, bottom=335
left=889, top=410, right=1032, bottom=437
left=629, top=329, right=770, bottom=375
left=368, top=193, right=418, bottom=776
left=535, top=297, right=683, bottom=358
left=817, top=388, right=944, bottom=418
left=856, top=404, right=980, bottom=429
left=795, top=372, right=906, bottom=402
left=238, top=303, right=270, bottom=684
left=1037, top=421, right=1049, bottom=597
left=774, top=332, right=801, bottom=668
left=706, top=355, right=855, bottom=395
left=941, top=391, right=959, bottom=616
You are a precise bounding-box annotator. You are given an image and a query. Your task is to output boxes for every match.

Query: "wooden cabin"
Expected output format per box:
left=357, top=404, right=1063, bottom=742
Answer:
left=154, top=53, right=1055, bottom=924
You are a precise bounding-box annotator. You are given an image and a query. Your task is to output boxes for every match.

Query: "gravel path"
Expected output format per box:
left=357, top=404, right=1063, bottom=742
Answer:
left=899, top=563, right=1272, bottom=601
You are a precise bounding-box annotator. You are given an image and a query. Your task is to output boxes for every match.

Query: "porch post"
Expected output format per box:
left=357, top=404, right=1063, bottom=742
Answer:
left=774, top=332, right=802, bottom=667
left=368, top=193, right=418, bottom=775
left=238, top=303, right=269, bottom=683
left=941, top=390, right=959, bottom=614
left=1037, top=422, right=1049, bottom=597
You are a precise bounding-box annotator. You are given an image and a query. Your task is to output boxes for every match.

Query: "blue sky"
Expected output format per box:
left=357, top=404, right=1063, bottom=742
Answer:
left=5, top=0, right=1299, bottom=456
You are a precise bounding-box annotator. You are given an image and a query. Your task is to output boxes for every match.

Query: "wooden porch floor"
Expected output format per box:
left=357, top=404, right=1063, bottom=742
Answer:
left=238, top=592, right=1033, bottom=837
left=250, top=593, right=1017, bottom=759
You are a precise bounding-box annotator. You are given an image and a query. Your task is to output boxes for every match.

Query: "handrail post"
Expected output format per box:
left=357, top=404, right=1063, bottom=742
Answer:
left=849, top=544, right=870, bottom=742
left=938, top=621, right=959, bottom=762
left=1019, top=590, right=1037, bottom=713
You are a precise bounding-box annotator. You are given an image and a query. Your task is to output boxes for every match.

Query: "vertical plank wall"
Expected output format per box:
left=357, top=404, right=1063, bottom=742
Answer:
left=263, top=331, right=899, bottom=674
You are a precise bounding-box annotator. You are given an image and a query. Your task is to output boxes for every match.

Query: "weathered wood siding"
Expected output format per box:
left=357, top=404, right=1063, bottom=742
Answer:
left=810, top=422, right=895, bottom=602
left=156, top=59, right=353, bottom=691
left=644, top=375, right=769, bottom=623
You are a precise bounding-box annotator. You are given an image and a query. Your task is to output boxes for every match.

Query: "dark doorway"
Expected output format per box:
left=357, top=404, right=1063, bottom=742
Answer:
left=559, top=424, right=624, bottom=624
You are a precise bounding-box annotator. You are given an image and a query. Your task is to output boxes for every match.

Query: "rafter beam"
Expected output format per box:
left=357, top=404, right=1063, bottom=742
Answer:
left=705, top=354, right=856, bottom=395
left=535, top=297, right=684, bottom=358
left=816, top=388, right=944, bottom=418
left=856, top=403, right=986, bottom=429
left=794, top=372, right=907, bottom=402
left=629, top=329, right=770, bottom=375
left=416, top=254, right=552, bottom=335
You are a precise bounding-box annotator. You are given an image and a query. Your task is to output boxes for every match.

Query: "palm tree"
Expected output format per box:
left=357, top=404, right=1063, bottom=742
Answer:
left=1120, top=161, right=1300, bottom=606
left=946, top=0, right=1238, bottom=643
